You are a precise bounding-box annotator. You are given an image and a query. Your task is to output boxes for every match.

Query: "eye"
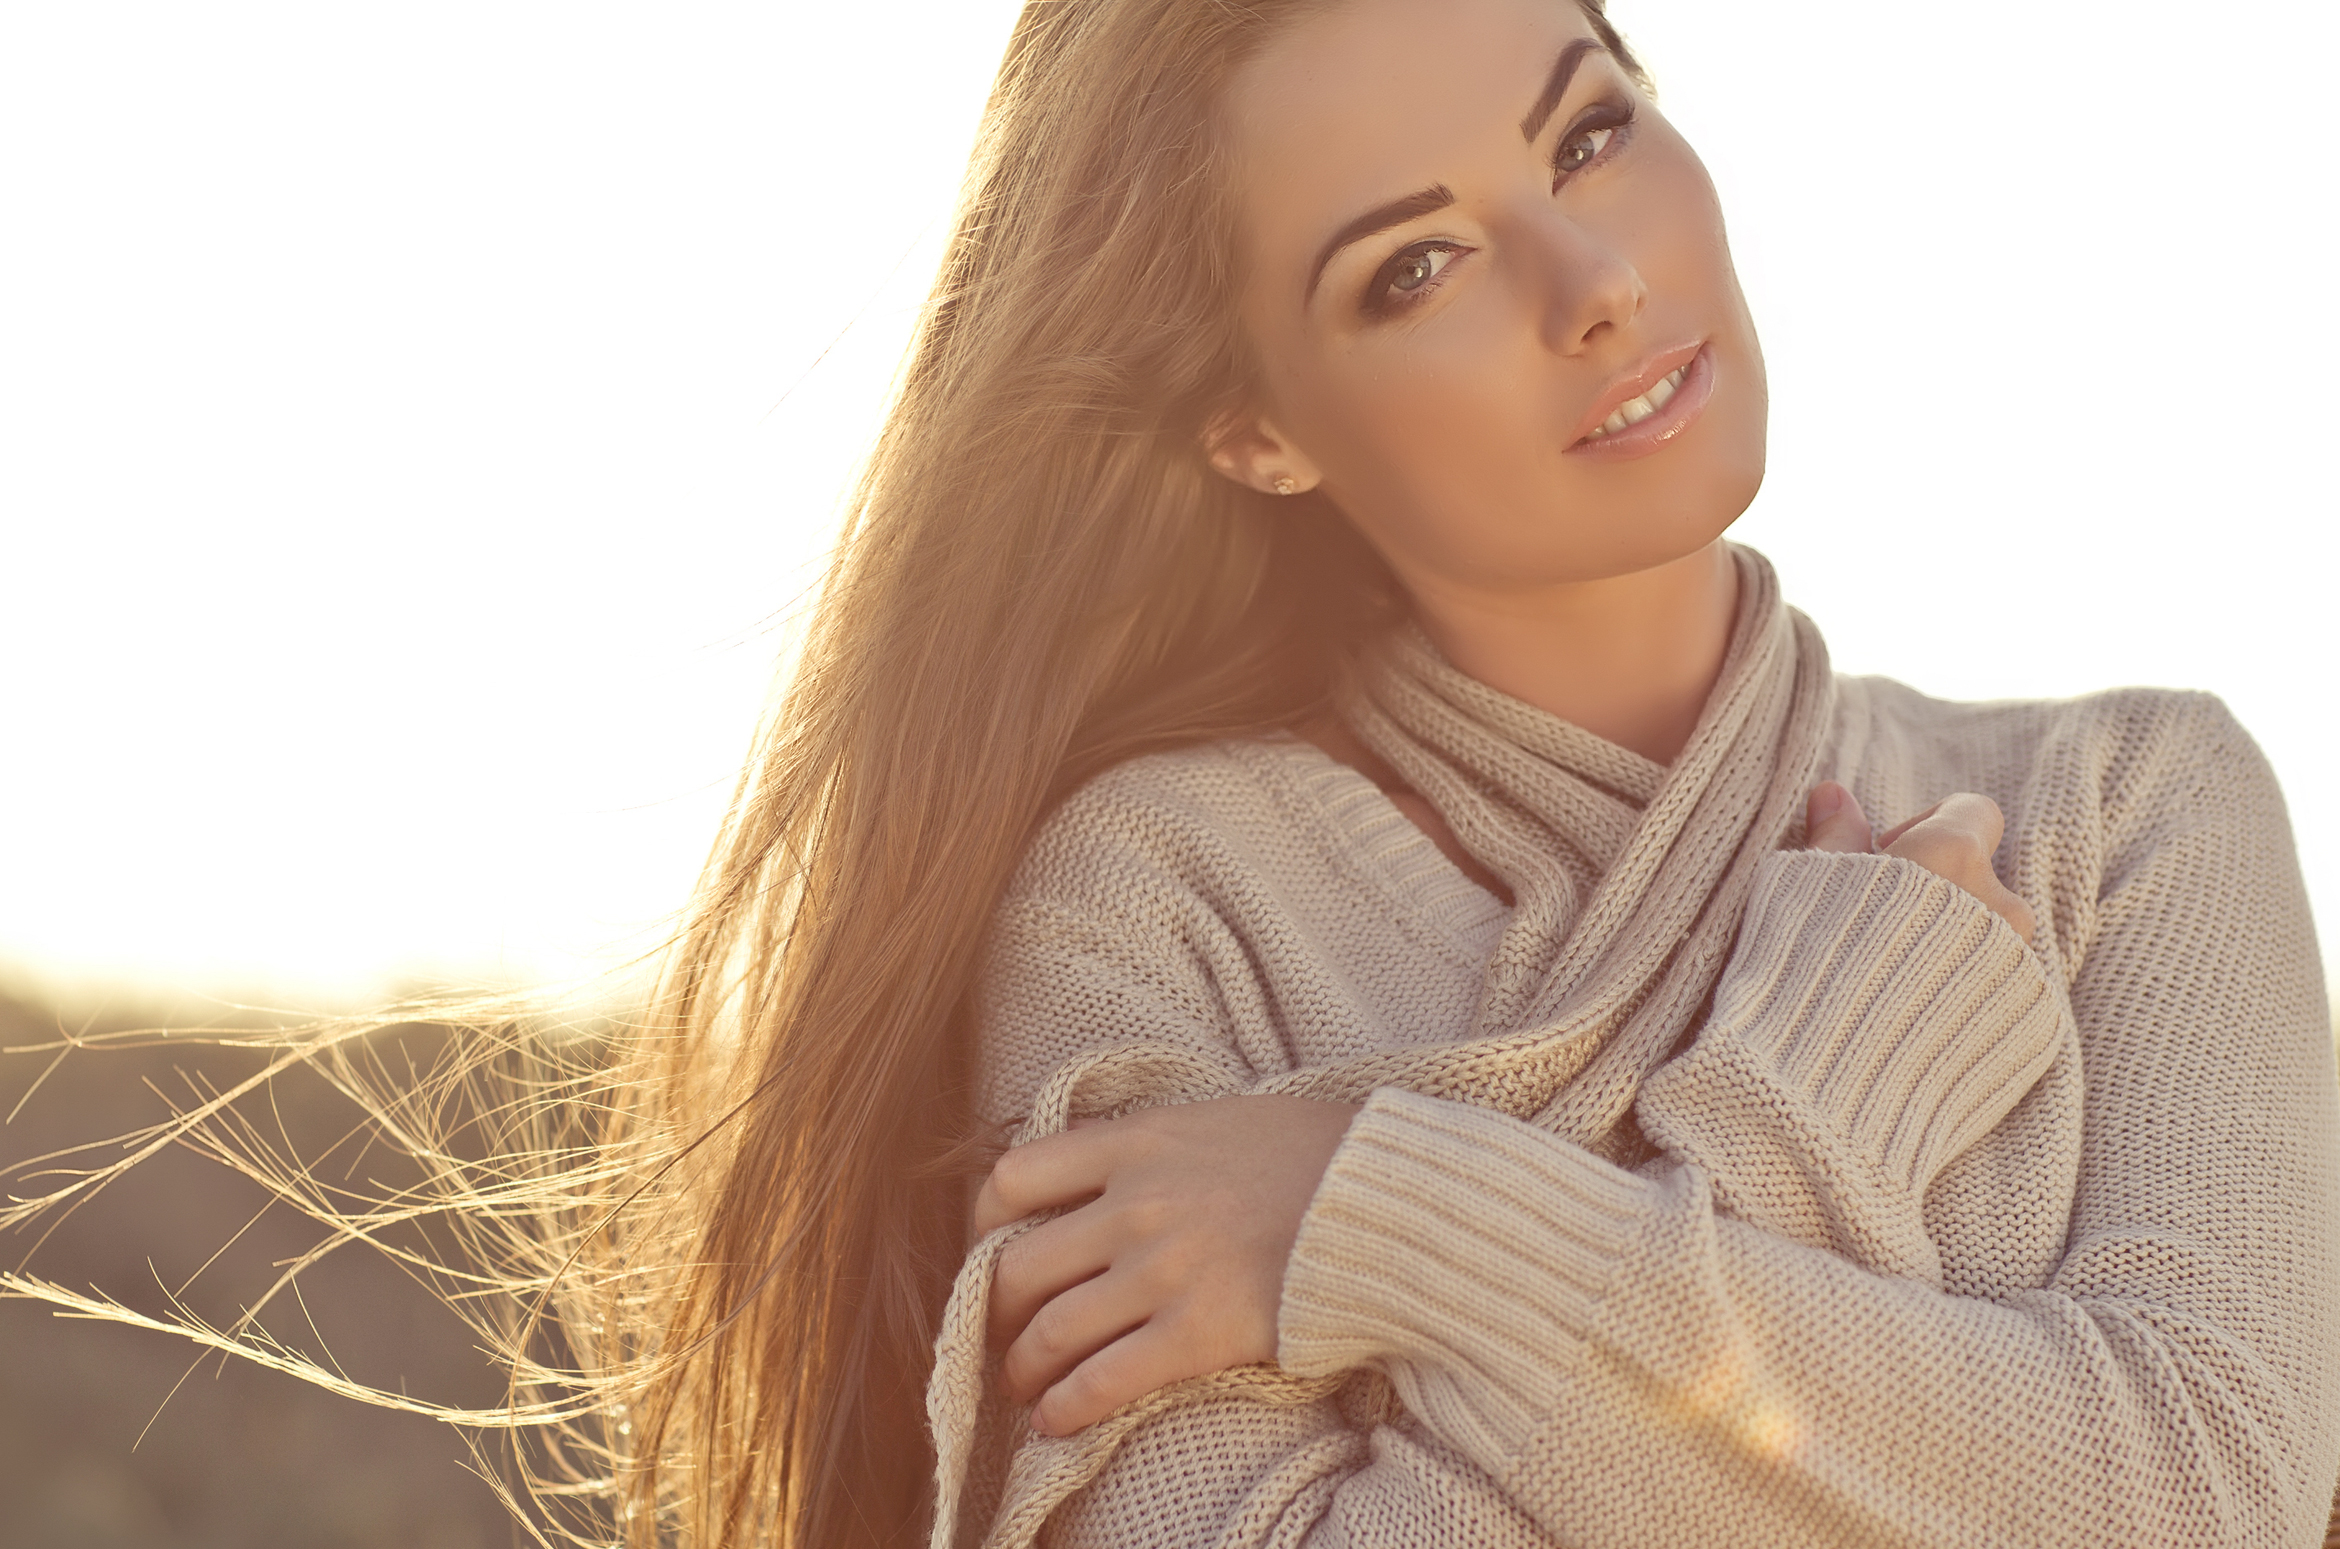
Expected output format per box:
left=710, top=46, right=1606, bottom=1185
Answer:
left=1369, top=241, right=1463, bottom=312
left=1549, top=101, right=1636, bottom=185
left=1554, top=124, right=1615, bottom=176
left=1388, top=245, right=1455, bottom=294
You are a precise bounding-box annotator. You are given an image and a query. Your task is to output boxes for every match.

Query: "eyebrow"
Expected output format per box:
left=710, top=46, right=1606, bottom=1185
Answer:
left=1520, top=38, right=1607, bottom=144
left=1303, top=183, right=1456, bottom=303
left=1300, top=38, right=1612, bottom=306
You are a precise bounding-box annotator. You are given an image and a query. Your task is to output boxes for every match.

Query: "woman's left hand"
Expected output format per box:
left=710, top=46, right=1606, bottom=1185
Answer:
left=973, top=1094, right=1361, bottom=1436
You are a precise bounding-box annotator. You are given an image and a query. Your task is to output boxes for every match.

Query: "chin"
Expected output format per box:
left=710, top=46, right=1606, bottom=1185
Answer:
left=1661, top=399, right=1767, bottom=555
left=1587, top=433, right=1767, bottom=579
left=1704, top=441, right=1767, bottom=542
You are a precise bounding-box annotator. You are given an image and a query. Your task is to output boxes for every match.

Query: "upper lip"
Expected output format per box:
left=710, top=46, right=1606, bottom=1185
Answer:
left=1566, top=340, right=1707, bottom=446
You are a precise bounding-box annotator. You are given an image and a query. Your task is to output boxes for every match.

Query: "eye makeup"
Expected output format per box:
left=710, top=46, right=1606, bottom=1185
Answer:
left=1548, top=98, right=1636, bottom=186
left=1362, top=240, right=1471, bottom=316
left=1353, top=91, right=1639, bottom=319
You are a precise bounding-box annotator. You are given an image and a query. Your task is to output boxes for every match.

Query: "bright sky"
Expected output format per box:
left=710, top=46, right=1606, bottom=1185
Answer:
left=3, top=0, right=2334, bottom=1007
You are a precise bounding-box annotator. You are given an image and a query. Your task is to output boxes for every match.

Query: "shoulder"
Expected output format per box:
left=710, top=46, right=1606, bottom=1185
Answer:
left=974, top=738, right=1338, bottom=1123
left=1007, top=737, right=1351, bottom=925
left=995, top=735, right=1299, bottom=950
left=1851, top=673, right=2239, bottom=750
left=1018, top=738, right=1300, bottom=879
left=1846, top=678, right=2298, bottom=964
left=1843, top=678, right=2302, bottom=996
left=1845, top=675, right=2274, bottom=824
left=977, top=736, right=1502, bottom=1122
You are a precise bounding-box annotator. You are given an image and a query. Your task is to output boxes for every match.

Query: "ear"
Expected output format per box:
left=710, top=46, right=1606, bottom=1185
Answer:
left=1201, top=406, right=1324, bottom=498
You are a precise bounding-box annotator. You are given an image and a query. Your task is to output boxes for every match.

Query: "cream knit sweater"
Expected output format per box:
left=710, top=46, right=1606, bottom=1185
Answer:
left=927, top=548, right=2340, bottom=1548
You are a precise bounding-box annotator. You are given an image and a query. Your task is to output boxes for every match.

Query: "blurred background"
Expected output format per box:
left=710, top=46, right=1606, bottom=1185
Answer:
left=2, top=0, right=2334, bottom=1543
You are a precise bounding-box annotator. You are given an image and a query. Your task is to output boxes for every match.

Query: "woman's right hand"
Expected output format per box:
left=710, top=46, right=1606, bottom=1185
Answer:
left=1805, top=782, right=2037, bottom=945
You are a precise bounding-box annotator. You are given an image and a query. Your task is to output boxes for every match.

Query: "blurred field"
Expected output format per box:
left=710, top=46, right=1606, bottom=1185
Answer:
left=0, top=991, right=517, bottom=1549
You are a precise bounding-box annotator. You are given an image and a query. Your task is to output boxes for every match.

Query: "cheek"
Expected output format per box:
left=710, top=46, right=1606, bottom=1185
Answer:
left=1304, top=354, right=1576, bottom=584
left=1640, top=139, right=1762, bottom=369
left=1299, top=305, right=1555, bottom=501
left=1614, top=136, right=1736, bottom=306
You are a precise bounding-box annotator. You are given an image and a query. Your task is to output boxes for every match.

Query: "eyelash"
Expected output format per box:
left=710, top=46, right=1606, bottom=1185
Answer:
left=1550, top=99, right=1636, bottom=186
left=1361, top=96, right=1639, bottom=317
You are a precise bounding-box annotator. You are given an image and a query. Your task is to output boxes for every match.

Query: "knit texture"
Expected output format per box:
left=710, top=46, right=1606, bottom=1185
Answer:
left=927, top=546, right=2340, bottom=1548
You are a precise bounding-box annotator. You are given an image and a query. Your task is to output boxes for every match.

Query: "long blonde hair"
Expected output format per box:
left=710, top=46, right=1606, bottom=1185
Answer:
left=3, top=2, right=1640, bottom=1544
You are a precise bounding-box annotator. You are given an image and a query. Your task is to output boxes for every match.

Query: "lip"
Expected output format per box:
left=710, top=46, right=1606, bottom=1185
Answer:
left=1563, top=340, right=1714, bottom=459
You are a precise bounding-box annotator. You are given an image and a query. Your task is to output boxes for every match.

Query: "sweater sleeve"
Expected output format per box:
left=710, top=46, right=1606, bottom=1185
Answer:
left=1275, top=698, right=2340, bottom=1547
left=1628, top=847, right=2069, bottom=1288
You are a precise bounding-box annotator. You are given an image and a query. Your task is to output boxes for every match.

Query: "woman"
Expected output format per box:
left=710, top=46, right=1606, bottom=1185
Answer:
left=9, top=0, right=2326, bottom=1545
left=896, top=0, right=2338, bottom=1544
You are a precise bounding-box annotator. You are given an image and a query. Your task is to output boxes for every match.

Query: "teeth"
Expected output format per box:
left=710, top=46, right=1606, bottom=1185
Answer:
left=1583, top=365, right=1689, bottom=440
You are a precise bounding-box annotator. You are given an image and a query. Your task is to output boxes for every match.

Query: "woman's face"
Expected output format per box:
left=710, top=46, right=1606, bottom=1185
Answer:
left=1216, top=0, right=1767, bottom=599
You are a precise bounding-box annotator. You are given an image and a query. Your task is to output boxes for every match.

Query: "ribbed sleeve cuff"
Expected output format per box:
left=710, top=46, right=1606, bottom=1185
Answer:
left=1278, top=1087, right=1658, bottom=1462
left=1637, top=850, right=2064, bottom=1282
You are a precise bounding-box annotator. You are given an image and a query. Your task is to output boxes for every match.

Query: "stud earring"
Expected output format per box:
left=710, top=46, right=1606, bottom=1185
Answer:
left=1271, top=475, right=1298, bottom=496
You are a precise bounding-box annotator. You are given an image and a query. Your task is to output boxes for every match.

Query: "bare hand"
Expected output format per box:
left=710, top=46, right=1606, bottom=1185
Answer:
left=1805, top=782, right=2036, bottom=944
left=972, top=1095, right=1360, bottom=1436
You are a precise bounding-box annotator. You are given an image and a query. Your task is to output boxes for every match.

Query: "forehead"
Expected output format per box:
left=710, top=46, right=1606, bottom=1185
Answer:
left=1222, top=0, right=1602, bottom=261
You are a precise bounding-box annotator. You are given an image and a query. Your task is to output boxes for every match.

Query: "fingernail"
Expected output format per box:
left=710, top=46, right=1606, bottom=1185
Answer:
left=1810, top=783, right=1845, bottom=822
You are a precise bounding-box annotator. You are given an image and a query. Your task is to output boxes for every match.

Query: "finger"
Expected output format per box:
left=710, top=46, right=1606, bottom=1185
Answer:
left=1931, top=792, right=2008, bottom=856
left=1001, top=1270, right=1153, bottom=1408
left=973, top=1127, right=1114, bottom=1237
left=1882, top=795, right=2035, bottom=944
left=1988, top=882, right=2040, bottom=945
left=1874, top=799, right=1945, bottom=852
left=987, top=1204, right=1116, bottom=1349
left=1878, top=792, right=2002, bottom=854
left=1928, top=852, right=2037, bottom=945
left=1030, top=1319, right=1206, bottom=1436
left=1805, top=781, right=1875, bottom=854
left=1883, top=796, right=2006, bottom=890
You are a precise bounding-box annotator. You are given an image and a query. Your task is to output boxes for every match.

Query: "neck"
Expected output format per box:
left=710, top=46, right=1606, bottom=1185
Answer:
left=1406, top=541, right=1740, bottom=767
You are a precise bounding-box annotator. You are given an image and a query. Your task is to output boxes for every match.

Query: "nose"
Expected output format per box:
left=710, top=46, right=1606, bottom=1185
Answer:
left=1525, top=211, right=1647, bottom=355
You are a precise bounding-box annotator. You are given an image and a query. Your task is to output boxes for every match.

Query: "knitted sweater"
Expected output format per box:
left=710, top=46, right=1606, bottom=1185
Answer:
left=928, top=548, right=2340, bottom=1548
